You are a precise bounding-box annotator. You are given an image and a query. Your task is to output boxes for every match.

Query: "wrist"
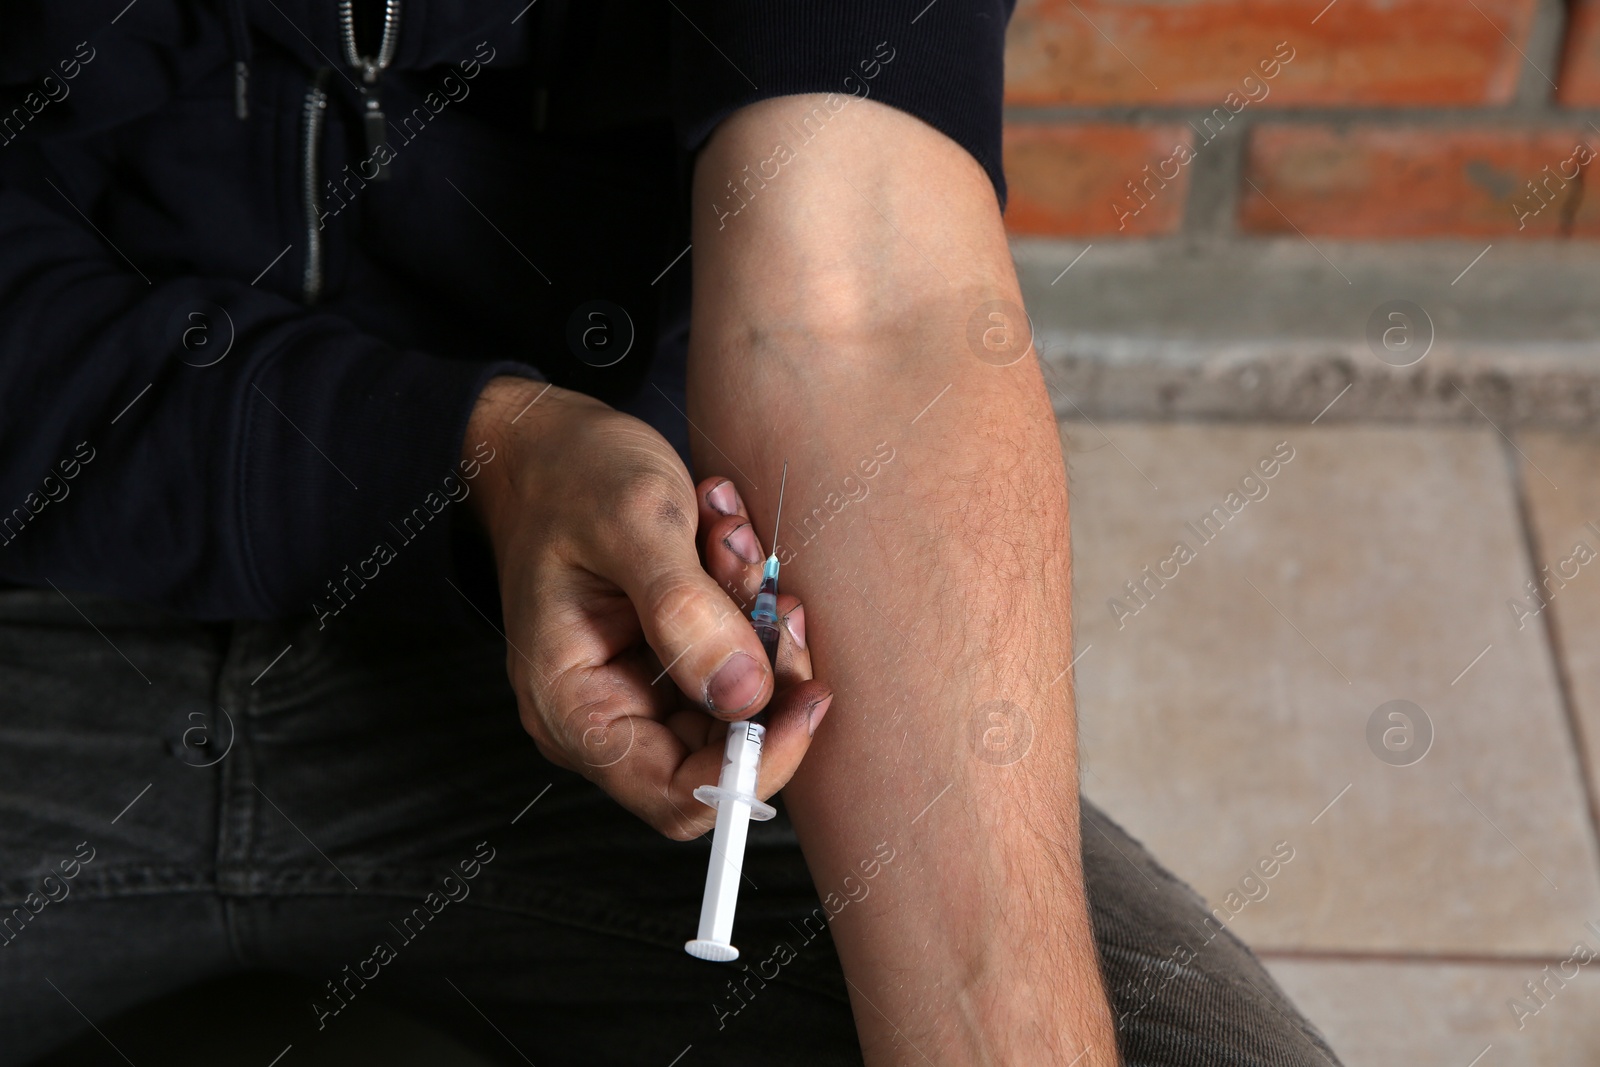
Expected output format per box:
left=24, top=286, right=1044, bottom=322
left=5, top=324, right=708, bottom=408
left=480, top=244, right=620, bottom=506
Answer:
left=463, top=375, right=563, bottom=544
left=462, top=375, right=617, bottom=553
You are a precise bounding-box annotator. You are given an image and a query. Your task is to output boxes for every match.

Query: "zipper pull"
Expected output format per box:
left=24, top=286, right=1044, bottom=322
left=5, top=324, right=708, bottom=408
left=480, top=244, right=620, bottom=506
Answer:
left=340, top=0, right=400, bottom=179
left=362, top=79, right=389, bottom=181
left=234, top=61, right=250, bottom=120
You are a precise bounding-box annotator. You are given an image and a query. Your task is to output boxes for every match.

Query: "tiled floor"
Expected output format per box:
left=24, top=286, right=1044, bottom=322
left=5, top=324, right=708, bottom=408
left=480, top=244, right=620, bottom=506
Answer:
left=1064, top=419, right=1600, bottom=1067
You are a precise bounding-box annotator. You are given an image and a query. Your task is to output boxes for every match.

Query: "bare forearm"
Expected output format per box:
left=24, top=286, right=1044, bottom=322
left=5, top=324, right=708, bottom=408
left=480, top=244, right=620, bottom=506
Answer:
left=688, top=97, right=1115, bottom=1064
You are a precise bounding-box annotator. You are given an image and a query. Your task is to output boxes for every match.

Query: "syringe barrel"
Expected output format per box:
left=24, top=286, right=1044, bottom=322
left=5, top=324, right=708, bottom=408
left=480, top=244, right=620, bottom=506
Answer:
left=754, top=619, right=780, bottom=678
left=750, top=573, right=782, bottom=725
left=691, top=721, right=765, bottom=953
left=729, top=720, right=764, bottom=799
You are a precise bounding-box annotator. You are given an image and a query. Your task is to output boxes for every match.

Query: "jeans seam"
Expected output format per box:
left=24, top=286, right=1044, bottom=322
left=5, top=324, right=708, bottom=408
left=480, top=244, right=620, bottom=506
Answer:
left=0, top=866, right=214, bottom=904
left=214, top=619, right=268, bottom=967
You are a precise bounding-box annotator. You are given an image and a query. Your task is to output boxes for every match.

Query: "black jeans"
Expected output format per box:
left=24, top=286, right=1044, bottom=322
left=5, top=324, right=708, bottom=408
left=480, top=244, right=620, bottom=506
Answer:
left=0, top=588, right=1339, bottom=1066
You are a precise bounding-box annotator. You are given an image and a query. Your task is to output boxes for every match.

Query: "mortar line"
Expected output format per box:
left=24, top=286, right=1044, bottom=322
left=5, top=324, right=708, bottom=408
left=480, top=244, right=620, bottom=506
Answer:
left=1502, top=432, right=1600, bottom=882
left=1466, top=0, right=1558, bottom=93
left=1002, top=104, right=1600, bottom=125
left=1181, top=113, right=1246, bottom=240
left=1513, top=0, right=1570, bottom=106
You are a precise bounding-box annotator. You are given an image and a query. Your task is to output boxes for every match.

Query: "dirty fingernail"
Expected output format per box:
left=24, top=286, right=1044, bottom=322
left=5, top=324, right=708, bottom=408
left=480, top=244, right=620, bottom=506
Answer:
left=724, top=522, right=762, bottom=565
left=706, top=650, right=764, bottom=714
left=808, top=692, right=833, bottom=737
left=707, top=480, right=739, bottom=516
left=784, top=603, right=806, bottom=649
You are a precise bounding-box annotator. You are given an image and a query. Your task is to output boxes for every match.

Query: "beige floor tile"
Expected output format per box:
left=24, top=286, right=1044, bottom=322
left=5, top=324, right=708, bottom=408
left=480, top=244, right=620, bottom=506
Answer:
left=1064, top=420, right=1600, bottom=954
left=1265, top=955, right=1600, bottom=1067
left=1519, top=431, right=1600, bottom=831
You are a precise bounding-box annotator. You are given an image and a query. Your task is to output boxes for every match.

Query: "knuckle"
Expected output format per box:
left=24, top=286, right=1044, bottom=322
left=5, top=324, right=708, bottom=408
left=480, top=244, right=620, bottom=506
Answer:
left=512, top=682, right=549, bottom=735
left=647, top=575, right=719, bottom=640
left=657, top=820, right=693, bottom=842
left=639, top=783, right=714, bottom=841
left=721, top=578, right=753, bottom=615
left=573, top=712, right=637, bottom=769
left=547, top=671, right=641, bottom=769
left=520, top=711, right=564, bottom=761
left=612, top=467, right=694, bottom=539
left=515, top=670, right=587, bottom=761
left=657, top=810, right=711, bottom=842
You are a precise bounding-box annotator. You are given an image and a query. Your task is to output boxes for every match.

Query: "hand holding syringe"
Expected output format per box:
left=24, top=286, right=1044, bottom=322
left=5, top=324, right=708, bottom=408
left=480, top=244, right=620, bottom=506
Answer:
left=686, top=462, right=796, bottom=962
left=462, top=379, right=828, bottom=901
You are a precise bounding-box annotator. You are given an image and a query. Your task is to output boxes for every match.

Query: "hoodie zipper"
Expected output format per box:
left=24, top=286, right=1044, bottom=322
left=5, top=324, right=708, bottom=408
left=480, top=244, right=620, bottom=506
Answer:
left=300, top=69, right=329, bottom=305
left=301, top=3, right=401, bottom=305
left=339, top=0, right=401, bottom=180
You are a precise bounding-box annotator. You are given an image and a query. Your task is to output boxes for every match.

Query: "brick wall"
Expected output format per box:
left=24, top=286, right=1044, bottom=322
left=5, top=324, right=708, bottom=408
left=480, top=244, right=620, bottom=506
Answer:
left=1003, top=0, right=1600, bottom=238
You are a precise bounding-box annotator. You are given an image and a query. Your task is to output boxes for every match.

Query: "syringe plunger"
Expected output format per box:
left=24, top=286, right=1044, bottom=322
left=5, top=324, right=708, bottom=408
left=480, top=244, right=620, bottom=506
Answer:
left=684, top=720, right=776, bottom=962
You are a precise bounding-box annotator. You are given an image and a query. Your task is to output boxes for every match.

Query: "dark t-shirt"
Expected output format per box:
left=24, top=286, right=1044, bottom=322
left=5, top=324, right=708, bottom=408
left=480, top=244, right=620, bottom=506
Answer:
left=0, top=0, right=1013, bottom=623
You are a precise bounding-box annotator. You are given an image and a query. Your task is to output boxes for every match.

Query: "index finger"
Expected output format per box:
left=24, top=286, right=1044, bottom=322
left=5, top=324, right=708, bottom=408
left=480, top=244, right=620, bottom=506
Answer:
left=543, top=660, right=744, bottom=840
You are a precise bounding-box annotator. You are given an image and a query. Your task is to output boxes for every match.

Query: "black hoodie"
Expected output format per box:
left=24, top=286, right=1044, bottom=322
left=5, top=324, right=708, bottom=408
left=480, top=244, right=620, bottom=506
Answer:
left=0, top=0, right=1012, bottom=623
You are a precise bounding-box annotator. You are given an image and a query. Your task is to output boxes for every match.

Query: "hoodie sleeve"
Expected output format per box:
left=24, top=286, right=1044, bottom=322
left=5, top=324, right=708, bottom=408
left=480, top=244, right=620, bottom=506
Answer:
left=668, top=0, right=1016, bottom=206
left=0, top=180, right=539, bottom=622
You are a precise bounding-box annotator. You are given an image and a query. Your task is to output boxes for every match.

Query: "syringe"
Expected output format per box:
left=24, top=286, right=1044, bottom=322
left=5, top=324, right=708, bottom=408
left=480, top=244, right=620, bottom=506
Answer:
left=685, top=461, right=788, bottom=963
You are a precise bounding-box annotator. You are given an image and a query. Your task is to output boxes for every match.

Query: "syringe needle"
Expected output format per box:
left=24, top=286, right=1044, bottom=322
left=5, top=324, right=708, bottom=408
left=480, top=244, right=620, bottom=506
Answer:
left=769, top=460, right=788, bottom=560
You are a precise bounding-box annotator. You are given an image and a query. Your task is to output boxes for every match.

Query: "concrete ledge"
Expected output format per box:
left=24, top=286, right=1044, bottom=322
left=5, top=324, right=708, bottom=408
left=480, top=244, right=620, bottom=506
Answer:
left=1016, top=238, right=1600, bottom=426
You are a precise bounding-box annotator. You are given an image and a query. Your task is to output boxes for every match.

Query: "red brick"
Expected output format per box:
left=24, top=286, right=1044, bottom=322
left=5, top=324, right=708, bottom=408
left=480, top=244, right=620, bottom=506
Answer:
left=1239, top=126, right=1600, bottom=238
left=1004, top=124, right=1194, bottom=237
left=1006, top=0, right=1535, bottom=106
left=1559, top=0, right=1600, bottom=105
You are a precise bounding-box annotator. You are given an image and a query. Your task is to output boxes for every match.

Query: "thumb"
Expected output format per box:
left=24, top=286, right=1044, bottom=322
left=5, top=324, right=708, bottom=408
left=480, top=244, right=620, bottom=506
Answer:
left=596, top=523, right=774, bottom=719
